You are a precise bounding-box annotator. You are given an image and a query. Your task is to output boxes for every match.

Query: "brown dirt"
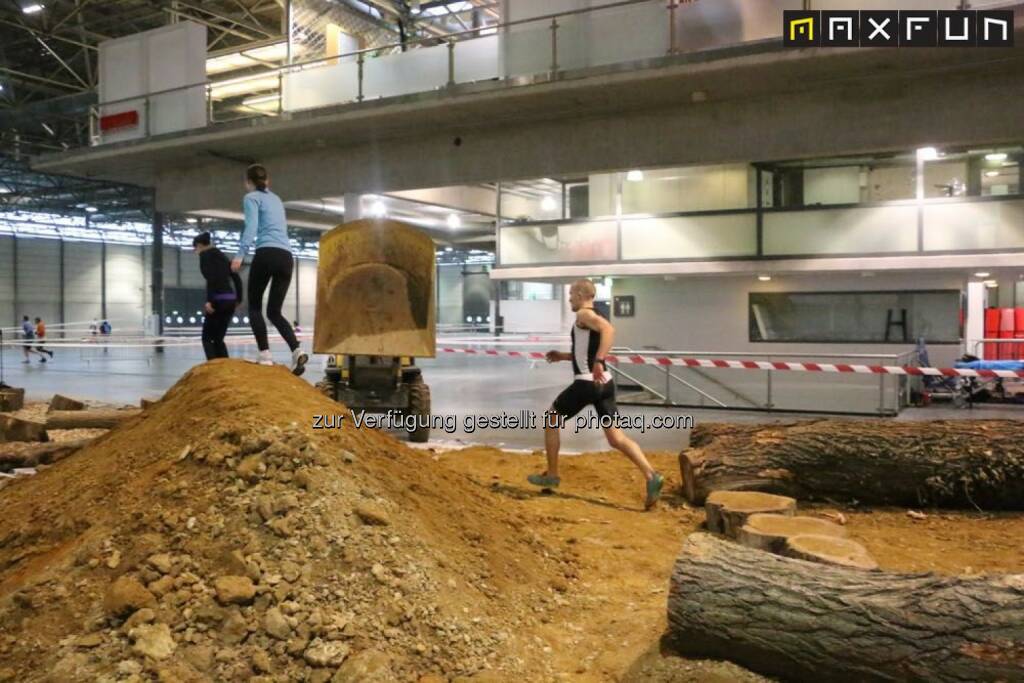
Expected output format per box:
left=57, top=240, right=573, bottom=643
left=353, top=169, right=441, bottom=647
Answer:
left=0, top=360, right=1020, bottom=682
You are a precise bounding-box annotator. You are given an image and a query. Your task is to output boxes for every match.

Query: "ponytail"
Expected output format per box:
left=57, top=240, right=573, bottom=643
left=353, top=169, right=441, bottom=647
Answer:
left=246, top=164, right=269, bottom=192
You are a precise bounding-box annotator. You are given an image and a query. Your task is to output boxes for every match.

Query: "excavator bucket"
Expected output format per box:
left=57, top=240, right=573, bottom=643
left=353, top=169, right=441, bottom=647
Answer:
left=313, top=219, right=436, bottom=357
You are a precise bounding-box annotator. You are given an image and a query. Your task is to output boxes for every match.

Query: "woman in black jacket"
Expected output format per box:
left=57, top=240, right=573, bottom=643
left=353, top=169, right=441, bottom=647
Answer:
left=194, top=232, right=244, bottom=360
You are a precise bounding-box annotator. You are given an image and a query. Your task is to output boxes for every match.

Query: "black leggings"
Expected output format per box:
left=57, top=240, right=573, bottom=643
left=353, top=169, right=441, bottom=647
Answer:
left=248, top=247, right=299, bottom=353
left=202, top=300, right=235, bottom=360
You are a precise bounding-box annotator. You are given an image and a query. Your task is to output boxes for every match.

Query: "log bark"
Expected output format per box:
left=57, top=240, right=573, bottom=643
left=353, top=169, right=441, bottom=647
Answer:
left=0, top=387, right=25, bottom=412
left=705, top=491, right=796, bottom=537
left=0, top=416, right=48, bottom=443
left=681, top=419, right=1024, bottom=509
left=45, top=410, right=139, bottom=430
left=48, top=394, right=86, bottom=412
left=0, top=438, right=95, bottom=470
left=668, top=532, right=1024, bottom=683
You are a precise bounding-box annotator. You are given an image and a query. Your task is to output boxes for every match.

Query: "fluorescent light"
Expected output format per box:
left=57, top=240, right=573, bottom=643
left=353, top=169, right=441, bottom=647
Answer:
left=916, top=147, right=939, bottom=161
left=985, top=170, right=1000, bottom=177
left=209, top=74, right=280, bottom=100
left=186, top=218, right=198, bottom=224
left=985, top=153, right=1008, bottom=162
left=0, top=83, right=5, bottom=93
left=974, top=272, right=990, bottom=277
left=541, top=196, right=557, bottom=212
left=370, top=201, right=387, bottom=218
left=22, top=3, right=44, bottom=14
left=757, top=275, right=771, bottom=282
left=445, top=246, right=453, bottom=252
left=447, top=213, right=462, bottom=229
left=240, top=94, right=280, bottom=114
left=206, top=41, right=290, bottom=76
left=984, top=280, right=998, bottom=287
left=626, top=170, right=644, bottom=182
left=85, top=206, right=98, bottom=213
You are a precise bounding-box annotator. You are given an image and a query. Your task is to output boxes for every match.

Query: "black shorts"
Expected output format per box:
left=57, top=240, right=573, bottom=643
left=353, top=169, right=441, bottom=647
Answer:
left=551, top=379, right=618, bottom=420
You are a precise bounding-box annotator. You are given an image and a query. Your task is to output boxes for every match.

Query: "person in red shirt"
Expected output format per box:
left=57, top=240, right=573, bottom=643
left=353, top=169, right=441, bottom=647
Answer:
left=34, top=317, right=54, bottom=361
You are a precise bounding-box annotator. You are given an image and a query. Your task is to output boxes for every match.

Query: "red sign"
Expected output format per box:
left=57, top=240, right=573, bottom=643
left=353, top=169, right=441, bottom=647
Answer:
left=99, top=110, right=139, bottom=132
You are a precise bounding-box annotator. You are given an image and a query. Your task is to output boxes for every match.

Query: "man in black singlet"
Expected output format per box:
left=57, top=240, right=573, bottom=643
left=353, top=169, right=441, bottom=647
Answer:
left=528, top=279, right=665, bottom=510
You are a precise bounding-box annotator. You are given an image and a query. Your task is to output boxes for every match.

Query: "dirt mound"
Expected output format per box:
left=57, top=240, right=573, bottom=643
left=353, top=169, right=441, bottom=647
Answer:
left=0, top=360, right=575, bottom=682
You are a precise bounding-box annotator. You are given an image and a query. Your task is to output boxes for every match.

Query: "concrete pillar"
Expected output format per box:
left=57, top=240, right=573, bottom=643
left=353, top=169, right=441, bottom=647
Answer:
left=344, top=193, right=362, bottom=221
left=152, top=212, right=165, bottom=336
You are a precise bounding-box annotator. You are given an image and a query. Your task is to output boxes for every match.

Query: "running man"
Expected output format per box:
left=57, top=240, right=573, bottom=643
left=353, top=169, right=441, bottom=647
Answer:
left=20, top=316, right=43, bottom=364
left=194, top=232, right=243, bottom=360
left=34, top=317, right=54, bottom=360
left=528, top=279, right=665, bottom=509
left=230, top=164, right=308, bottom=375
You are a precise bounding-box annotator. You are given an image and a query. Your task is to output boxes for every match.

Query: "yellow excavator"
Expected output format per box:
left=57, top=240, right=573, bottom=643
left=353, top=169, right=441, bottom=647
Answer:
left=313, top=219, right=436, bottom=442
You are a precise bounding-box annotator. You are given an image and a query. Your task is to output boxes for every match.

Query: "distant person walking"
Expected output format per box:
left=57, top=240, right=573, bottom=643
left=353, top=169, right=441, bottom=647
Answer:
left=194, top=231, right=243, bottom=360
left=34, top=317, right=53, bottom=360
left=230, top=164, right=308, bottom=375
left=20, top=316, right=43, bottom=364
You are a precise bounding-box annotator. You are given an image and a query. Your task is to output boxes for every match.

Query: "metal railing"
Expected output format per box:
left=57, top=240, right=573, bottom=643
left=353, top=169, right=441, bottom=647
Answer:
left=607, top=347, right=919, bottom=416
left=970, top=338, right=1024, bottom=358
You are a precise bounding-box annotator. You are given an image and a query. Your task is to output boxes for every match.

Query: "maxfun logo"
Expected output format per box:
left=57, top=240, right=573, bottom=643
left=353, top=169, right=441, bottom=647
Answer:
left=784, top=10, right=1013, bottom=47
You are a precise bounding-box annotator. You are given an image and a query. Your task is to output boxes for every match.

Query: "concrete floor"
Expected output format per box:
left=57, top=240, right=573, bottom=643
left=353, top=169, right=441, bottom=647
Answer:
left=4, top=342, right=1022, bottom=454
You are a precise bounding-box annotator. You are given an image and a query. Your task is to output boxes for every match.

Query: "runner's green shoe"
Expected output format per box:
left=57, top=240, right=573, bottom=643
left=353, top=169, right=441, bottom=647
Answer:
left=645, top=473, right=665, bottom=510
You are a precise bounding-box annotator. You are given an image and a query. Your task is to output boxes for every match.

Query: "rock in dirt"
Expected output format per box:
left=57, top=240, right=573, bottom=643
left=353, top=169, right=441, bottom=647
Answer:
left=104, top=576, right=157, bottom=617
left=214, top=576, right=255, bottom=605
left=303, top=638, right=350, bottom=667
left=332, top=649, right=392, bottom=682
left=355, top=501, right=391, bottom=526
left=264, top=607, right=292, bottom=640
left=130, top=623, right=176, bottom=660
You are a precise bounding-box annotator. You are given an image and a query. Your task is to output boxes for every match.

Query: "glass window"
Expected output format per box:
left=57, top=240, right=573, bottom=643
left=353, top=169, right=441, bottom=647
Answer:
left=749, top=290, right=961, bottom=344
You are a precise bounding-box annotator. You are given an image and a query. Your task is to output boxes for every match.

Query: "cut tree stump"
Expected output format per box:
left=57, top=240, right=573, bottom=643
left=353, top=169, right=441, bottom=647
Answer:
left=140, top=399, right=157, bottom=409
left=680, top=419, right=1024, bottom=509
left=668, top=532, right=1024, bottom=683
left=48, top=394, right=86, bottom=412
left=0, top=438, right=95, bottom=470
left=45, top=409, right=139, bottom=430
left=735, top=513, right=846, bottom=553
left=705, top=491, right=796, bottom=537
left=783, top=534, right=878, bottom=570
left=0, top=416, right=48, bottom=443
left=0, top=387, right=25, bottom=412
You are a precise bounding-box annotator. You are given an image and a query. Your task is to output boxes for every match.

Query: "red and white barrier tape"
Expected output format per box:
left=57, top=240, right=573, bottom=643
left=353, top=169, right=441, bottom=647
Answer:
left=437, top=347, right=1024, bottom=379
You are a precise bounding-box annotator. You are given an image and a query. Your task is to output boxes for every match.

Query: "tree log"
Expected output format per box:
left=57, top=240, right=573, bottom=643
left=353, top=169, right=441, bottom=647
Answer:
left=783, top=534, right=878, bottom=570
left=0, top=387, right=25, bottom=412
left=736, top=513, right=846, bottom=553
left=705, top=491, right=796, bottom=537
left=668, top=532, right=1024, bottom=683
left=48, top=394, right=86, bottom=412
left=0, top=438, right=95, bottom=470
left=0, top=416, right=48, bottom=443
left=45, top=410, right=139, bottom=430
left=680, top=419, right=1024, bottom=509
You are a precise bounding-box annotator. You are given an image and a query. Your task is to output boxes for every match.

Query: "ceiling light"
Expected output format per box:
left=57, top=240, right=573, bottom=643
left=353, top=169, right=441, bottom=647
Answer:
left=186, top=218, right=198, bottom=224
left=444, top=246, right=453, bottom=252
left=975, top=271, right=990, bottom=277
left=0, top=83, right=5, bottom=93
left=984, top=280, right=998, bottom=288
left=22, top=3, right=44, bottom=14
left=985, top=170, right=1000, bottom=177
left=85, top=206, right=98, bottom=213
left=410, top=0, right=421, bottom=13
left=626, top=170, right=644, bottom=182
left=916, top=147, right=939, bottom=161
left=985, top=153, right=1008, bottom=162
left=446, top=213, right=462, bottom=229
left=758, top=275, right=771, bottom=282
left=540, top=196, right=557, bottom=212
left=370, top=201, right=387, bottom=218
left=209, top=74, right=280, bottom=100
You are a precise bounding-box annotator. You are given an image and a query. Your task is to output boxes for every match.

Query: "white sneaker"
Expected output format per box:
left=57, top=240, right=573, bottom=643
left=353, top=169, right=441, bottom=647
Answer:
left=258, top=350, right=274, bottom=366
left=290, top=347, right=308, bottom=376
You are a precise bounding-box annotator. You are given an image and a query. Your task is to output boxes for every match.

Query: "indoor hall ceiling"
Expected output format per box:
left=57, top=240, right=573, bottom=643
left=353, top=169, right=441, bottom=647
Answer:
left=0, top=0, right=499, bottom=157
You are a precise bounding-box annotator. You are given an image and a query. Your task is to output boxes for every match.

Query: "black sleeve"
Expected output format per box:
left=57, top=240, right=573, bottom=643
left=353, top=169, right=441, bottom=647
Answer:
left=199, top=251, right=214, bottom=303
left=231, top=271, right=244, bottom=304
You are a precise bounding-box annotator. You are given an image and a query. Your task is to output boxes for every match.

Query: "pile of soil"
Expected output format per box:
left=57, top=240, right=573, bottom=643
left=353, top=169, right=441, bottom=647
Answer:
left=0, top=360, right=576, bottom=682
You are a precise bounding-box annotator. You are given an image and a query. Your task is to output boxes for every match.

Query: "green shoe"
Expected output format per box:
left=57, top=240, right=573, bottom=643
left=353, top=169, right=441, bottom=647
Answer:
left=527, top=472, right=561, bottom=488
left=645, top=473, right=664, bottom=510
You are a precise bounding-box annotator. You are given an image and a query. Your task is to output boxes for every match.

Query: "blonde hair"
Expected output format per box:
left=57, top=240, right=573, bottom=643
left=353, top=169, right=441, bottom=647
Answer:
left=571, top=279, right=596, bottom=300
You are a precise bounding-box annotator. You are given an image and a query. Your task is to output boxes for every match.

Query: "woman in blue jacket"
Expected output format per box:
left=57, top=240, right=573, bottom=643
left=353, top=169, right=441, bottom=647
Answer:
left=230, top=164, right=308, bottom=375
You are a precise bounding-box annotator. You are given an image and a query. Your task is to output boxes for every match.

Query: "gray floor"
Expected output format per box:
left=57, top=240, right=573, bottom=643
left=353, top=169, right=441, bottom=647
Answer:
left=4, top=342, right=1022, bottom=453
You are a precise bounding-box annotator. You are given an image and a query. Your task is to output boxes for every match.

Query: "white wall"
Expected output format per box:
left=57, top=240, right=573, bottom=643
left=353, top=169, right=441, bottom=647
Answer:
left=804, top=166, right=861, bottom=205
left=612, top=271, right=966, bottom=367
left=497, top=299, right=565, bottom=333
